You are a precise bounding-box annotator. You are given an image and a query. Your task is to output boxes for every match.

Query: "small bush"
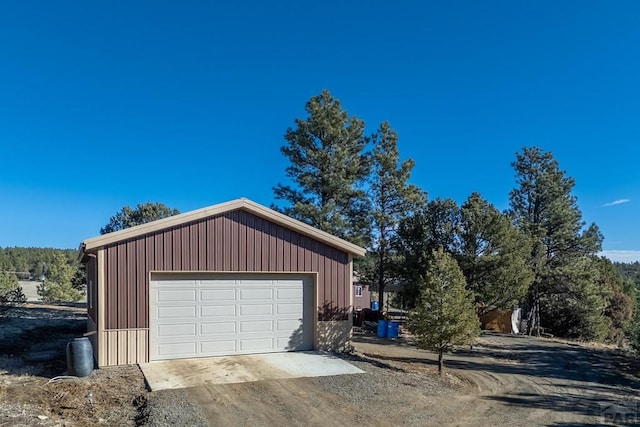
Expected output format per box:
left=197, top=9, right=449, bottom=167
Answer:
left=0, top=272, right=26, bottom=313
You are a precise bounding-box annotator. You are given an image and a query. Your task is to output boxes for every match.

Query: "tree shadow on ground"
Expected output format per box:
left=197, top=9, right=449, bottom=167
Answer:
left=338, top=351, right=407, bottom=373
left=481, top=390, right=635, bottom=420
left=358, top=332, right=640, bottom=420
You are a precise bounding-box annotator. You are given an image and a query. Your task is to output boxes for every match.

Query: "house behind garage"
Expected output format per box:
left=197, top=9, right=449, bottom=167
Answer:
left=79, top=198, right=366, bottom=367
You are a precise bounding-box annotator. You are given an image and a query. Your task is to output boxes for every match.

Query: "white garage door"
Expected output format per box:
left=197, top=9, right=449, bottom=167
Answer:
left=150, top=274, right=314, bottom=361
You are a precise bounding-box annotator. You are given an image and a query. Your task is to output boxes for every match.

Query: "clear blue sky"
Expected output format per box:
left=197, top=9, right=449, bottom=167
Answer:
left=1, top=1, right=639, bottom=262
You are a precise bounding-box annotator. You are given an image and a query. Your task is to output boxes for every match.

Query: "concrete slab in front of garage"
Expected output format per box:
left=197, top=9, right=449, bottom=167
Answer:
left=139, top=351, right=363, bottom=391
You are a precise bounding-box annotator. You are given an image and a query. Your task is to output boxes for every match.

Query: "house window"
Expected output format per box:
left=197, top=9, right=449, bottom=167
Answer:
left=355, top=285, right=363, bottom=297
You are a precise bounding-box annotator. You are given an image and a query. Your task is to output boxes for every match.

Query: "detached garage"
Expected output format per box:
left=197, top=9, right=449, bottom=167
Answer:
left=79, top=198, right=365, bottom=367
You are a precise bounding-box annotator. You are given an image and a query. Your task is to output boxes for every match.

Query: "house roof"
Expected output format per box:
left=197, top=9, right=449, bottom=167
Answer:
left=79, top=198, right=367, bottom=258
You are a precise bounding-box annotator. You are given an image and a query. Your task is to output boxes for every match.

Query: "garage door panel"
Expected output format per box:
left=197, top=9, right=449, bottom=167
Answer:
left=240, top=304, right=273, bottom=316
left=157, top=342, right=197, bottom=357
left=150, top=275, right=313, bottom=360
left=201, top=289, right=236, bottom=301
left=240, top=288, right=273, bottom=300
left=200, top=321, right=236, bottom=334
left=157, top=289, right=197, bottom=302
left=157, top=306, right=197, bottom=319
left=277, top=288, right=303, bottom=299
left=240, top=338, right=275, bottom=352
left=201, top=305, right=236, bottom=317
left=201, top=340, right=236, bottom=354
left=240, top=320, right=274, bottom=333
left=279, top=337, right=298, bottom=349
left=277, top=303, right=303, bottom=315
left=277, top=319, right=302, bottom=331
left=157, top=323, right=197, bottom=337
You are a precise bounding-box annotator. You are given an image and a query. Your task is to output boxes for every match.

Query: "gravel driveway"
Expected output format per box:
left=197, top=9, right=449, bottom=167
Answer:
left=143, top=333, right=640, bottom=426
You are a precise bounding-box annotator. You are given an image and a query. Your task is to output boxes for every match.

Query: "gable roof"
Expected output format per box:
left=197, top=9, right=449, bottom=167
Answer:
left=79, top=198, right=366, bottom=258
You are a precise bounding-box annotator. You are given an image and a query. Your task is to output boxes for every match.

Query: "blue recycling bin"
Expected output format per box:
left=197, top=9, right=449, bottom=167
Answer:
left=371, top=300, right=379, bottom=311
left=377, top=320, right=388, bottom=338
left=387, top=321, right=399, bottom=339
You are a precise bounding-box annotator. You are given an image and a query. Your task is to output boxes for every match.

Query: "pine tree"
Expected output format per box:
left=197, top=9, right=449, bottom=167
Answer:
left=508, top=147, right=602, bottom=337
left=39, top=252, right=82, bottom=303
left=395, top=198, right=459, bottom=308
left=0, top=271, right=25, bottom=313
left=407, top=248, right=479, bottom=373
left=363, top=122, right=426, bottom=312
left=101, top=202, right=180, bottom=235
left=457, top=192, right=533, bottom=314
left=273, top=90, right=370, bottom=246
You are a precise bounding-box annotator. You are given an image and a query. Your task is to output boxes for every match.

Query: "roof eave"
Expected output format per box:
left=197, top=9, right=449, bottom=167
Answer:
left=81, top=198, right=366, bottom=257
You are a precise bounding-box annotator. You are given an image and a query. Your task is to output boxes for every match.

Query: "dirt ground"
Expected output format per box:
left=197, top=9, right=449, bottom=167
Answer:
left=185, top=334, right=640, bottom=426
left=2, top=304, right=640, bottom=426
left=351, top=335, right=640, bottom=426
left=0, top=304, right=148, bottom=426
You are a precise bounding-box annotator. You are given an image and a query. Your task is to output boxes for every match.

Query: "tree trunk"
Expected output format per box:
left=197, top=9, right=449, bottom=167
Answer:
left=378, top=249, right=385, bottom=316
left=526, top=293, right=535, bottom=336
left=526, top=287, right=540, bottom=336
left=534, top=293, right=541, bottom=337
left=438, top=349, right=444, bottom=374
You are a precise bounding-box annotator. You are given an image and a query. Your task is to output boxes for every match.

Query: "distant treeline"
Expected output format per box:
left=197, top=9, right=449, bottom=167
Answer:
left=0, top=247, right=78, bottom=279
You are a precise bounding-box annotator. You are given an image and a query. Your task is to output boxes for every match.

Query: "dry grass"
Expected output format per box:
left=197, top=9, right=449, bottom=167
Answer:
left=0, top=304, right=148, bottom=426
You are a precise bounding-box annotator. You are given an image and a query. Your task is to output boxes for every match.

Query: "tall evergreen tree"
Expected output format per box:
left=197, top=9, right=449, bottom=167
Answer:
left=407, top=248, right=479, bottom=374
left=363, top=122, right=426, bottom=312
left=508, top=147, right=602, bottom=336
left=395, top=198, right=459, bottom=308
left=39, top=252, right=82, bottom=303
left=590, top=256, right=633, bottom=343
left=101, top=202, right=180, bottom=235
left=273, top=90, right=370, bottom=246
left=457, top=192, right=533, bottom=315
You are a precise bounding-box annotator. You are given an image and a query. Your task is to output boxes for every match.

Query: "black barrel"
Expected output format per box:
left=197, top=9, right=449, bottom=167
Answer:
left=66, top=337, right=94, bottom=377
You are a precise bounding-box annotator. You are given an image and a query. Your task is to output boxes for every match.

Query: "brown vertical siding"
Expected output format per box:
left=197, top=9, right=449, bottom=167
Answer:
left=230, top=212, right=239, bottom=270
left=173, top=228, right=182, bottom=269
left=260, top=219, right=269, bottom=270
left=245, top=214, right=255, bottom=270
left=101, top=209, right=353, bottom=330
left=197, top=221, right=207, bottom=270
left=214, top=216, right=223, bottom=270
left=135, top=238, right=146, bottom=328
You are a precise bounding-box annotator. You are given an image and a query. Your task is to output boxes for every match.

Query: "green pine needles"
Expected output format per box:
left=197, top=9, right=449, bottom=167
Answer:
left=407, top=249, right=479, bottom=374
